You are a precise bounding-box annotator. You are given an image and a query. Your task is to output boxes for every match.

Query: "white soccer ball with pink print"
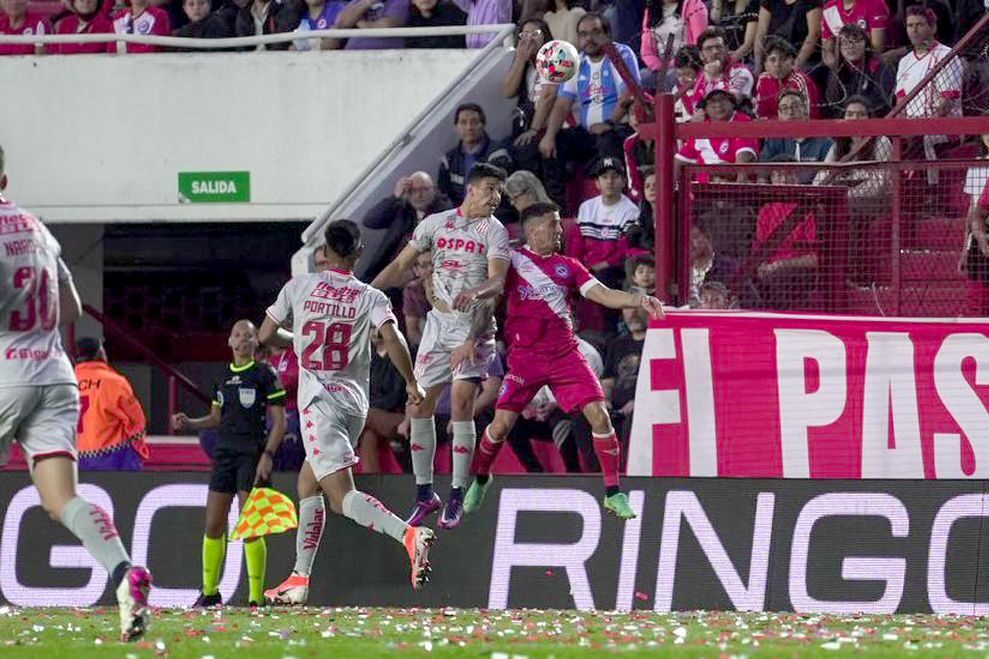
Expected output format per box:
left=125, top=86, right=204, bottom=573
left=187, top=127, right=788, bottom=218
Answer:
left=536, top=40, right=579, bottom=84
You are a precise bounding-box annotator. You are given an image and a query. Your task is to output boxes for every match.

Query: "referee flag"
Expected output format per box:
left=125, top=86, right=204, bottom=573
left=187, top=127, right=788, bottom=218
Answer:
left=230, top=487, right=299, bottom=541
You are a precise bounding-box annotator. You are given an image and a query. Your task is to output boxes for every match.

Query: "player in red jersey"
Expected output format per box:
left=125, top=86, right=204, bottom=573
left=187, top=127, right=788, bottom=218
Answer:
left=463, top=202, right=664, bottom=519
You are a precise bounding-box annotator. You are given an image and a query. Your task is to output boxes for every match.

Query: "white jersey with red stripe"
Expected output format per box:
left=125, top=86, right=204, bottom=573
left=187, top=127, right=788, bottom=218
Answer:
left=0, top=201, right=76, bottom=389
left=409, top=208, right=510, bottom=332
left=266, top=268, right=397, bottom=416
left=502, top=247, right=601, bottom=356
left=895, top=42, right=963, bottom=118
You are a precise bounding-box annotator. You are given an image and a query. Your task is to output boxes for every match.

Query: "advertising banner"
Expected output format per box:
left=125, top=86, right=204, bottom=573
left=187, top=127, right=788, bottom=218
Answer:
left=628, top=311, right=989, bottom=478
left=1, top=473, right=988, bottom=614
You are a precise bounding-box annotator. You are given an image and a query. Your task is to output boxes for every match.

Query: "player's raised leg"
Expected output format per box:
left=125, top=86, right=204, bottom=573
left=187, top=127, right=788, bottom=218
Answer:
left=463, top=408, right=520, bottom=514
left=265, top=461, right=323, bottom=605
left=438, top=378, right=481, bottom=529
left=581, top=400, right=636, bottom=519
left=32, top=453, right=151, bottom=642
left=406, top=382, right=445, bottom=525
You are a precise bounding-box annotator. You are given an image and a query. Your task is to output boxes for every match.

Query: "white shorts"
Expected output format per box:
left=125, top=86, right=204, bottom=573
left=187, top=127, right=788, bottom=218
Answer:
left=414, top=309, right=496, bottom=390
left=0, top=384, right=79, bottom=469
left=301, top=396, right=365, bottom=481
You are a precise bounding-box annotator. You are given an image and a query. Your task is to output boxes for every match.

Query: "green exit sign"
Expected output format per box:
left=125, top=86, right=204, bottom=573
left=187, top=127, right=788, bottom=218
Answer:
left=178, top=171, right=251, bottom=203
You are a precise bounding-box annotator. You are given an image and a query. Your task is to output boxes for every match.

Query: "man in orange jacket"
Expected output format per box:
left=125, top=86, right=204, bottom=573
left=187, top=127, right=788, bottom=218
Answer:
left=74, top=337, right=149, bottom=470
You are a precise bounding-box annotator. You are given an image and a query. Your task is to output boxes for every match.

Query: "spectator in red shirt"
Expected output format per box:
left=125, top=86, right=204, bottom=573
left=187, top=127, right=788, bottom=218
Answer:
left=820, top=0, right=888, bottom=68
left=676, top=88, right=759, bottom=182
left=0, top=0, right=50, bottom=55
left=112, top=0, right=171, bottom=52
left=51, top=0, right=114, bottom=54
left=690, top=26, right=755, bottom=110
left=755, top=36, right=820, bottom=118
left=750, top=154, right=819, bottom=309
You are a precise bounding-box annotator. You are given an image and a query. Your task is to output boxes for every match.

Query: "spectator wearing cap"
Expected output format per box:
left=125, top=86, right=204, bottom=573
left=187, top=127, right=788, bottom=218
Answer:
left=819, top=0, right=888, bottom=69
left=759, top=90, right=832, bottom=181
left=328, top=0, right=409, bottom=50
left=51, top=0, right=114, bottom=54
left=754, top=0, right=822, bottom=71
left=688, top=27, right=755, bottom=111
left=172, top=0, right=233, bottom=45
left=539, top=12, right=641, bottom=211
left=74, top=338, right=149, bottom=471
left=675, top=89, right=759, bottom=182
left=0, top=0, right=51, bottom=55
left=362, top=171, right=451, bottom=282
left=567, top=156, right=640, bottom=286
left=450, top=0, right=511, bottom=49
left=233, top=0, right=300, bottom=50
left=755, top=36, right=820, bottom=118
left=407, top=0, right=466, bottom=49
left=822, top=23, right=895, bottom=117
left=290, top=0, right=345, bottom=49
left=438, top=103, right=513, bottom=206
left=111, top=0, right=171, bottom=53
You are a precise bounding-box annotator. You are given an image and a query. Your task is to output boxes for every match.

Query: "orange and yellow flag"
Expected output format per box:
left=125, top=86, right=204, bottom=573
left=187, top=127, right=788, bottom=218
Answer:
left=230, top=487, right=298, bottom=541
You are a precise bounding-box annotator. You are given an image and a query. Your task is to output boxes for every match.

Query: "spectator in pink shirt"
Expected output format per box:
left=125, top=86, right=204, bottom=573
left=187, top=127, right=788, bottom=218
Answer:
left=0, top=0, right=50, bottom=55
left=52, top=0, right=114, bottom=54
left=112, top=0, right=171, bottom=52
left=640, top=0, right=708, bottom=78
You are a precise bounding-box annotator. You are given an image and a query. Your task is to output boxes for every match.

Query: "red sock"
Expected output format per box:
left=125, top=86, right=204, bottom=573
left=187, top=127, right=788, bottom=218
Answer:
left=473, top=426, right=504, bottom=477
left=592, top=432, right=621, bottom=488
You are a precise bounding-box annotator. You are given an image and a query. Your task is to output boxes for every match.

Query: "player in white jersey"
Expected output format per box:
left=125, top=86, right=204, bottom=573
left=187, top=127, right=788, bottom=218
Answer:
left=0, top=145, right=152, bottom=641
left=259, top=219, right=435, bottom=590
left=371, top=163, right=511, bottom=531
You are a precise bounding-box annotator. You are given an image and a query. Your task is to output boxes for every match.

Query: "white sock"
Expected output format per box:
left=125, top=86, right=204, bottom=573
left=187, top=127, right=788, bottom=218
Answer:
left=60, top=496, right=130, bottom=574
left=293, top=495, right=325, bottom=577
left=342, top=490, right=408, bottom=543
left=451, top=420, right=476, bottom=489
left=410, top=416, right=436, bottom=487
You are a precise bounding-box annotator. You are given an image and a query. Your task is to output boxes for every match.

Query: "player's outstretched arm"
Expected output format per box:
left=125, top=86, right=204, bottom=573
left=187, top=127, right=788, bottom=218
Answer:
left=585, top=284, right=665, bottom=319
left=259, top=315, right=294, bottom=349
left=378, top=320, right=425, bottom=406
left=57, top=259, right=82, bottom=326
left=371, top=244, right=421, bottom=291
left=453, top=257, right=509, bottom=311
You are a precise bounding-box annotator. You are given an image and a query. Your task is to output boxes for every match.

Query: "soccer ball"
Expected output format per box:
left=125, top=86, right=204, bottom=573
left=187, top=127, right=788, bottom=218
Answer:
left=535, top=40, right=580, bottom=84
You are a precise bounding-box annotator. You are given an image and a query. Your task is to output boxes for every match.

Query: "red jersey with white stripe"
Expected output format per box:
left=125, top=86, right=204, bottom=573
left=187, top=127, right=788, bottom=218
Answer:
left=895, top=43, right=962, bottom=118
left=675, top=112, right=759, bottom=178
left=503, top=247, right=601, bottom=356
left=266, top=268, right=396, bottom=416
left=755, top=69, right=820, bottom=119
left=269, top=348, right=300, bottom=411
left=111, top=6, right=170, bottom=53
left=820, top=0, right=888, bottom=40
left=0, top=12, right=50, bottom=55
left=0, top=200, right=76, bottom=388
left=689, top=59, right=755, bottom=107
left=52, top=14, right=115, bottom=54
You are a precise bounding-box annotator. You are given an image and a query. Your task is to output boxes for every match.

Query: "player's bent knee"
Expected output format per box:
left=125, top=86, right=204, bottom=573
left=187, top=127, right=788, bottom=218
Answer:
left=584, top=402, right=613, bottom=434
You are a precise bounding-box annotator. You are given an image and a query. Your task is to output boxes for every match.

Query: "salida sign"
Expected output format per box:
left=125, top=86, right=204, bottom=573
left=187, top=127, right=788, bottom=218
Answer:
left=628, top=312, right=989, bottom=478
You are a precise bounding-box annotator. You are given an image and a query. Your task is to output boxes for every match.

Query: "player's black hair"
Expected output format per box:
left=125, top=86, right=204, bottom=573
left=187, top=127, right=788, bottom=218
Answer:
left=74, top=337, right=103, bottom=363
left=577, top=11, right=611, bottom=37
left=323, top=219, right=363, bottom=260
left=454, top=103, right=486, bottom=125
left=467, top=162, right=508, bottom=185
left=520, top=201, right=561, bottom=230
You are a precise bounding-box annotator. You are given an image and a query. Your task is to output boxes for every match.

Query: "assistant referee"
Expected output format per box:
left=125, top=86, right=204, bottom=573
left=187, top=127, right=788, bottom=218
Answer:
left=172, top=319, right=286, bottom=607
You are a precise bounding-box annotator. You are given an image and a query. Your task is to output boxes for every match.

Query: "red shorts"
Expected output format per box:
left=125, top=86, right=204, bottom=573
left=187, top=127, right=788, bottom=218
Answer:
left=496, top=347, right=605, bottom=414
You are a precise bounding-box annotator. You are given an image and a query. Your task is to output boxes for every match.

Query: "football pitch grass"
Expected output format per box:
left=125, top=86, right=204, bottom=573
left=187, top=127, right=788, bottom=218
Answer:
left=2, top=607, right=989, bottom=658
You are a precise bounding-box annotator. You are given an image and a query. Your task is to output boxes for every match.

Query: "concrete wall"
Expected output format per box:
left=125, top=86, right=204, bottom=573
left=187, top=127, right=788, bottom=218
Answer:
left=0, top=50, right=481, bottom=224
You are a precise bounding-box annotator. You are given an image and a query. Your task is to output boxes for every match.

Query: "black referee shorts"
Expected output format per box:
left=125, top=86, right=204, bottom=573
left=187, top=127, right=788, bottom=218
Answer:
left=209, top=448, right=259, bottom=495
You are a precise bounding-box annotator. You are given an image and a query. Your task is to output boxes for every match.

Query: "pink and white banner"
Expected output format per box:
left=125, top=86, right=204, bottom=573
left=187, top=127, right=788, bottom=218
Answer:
left=628, top=311, right=989, bottom=478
